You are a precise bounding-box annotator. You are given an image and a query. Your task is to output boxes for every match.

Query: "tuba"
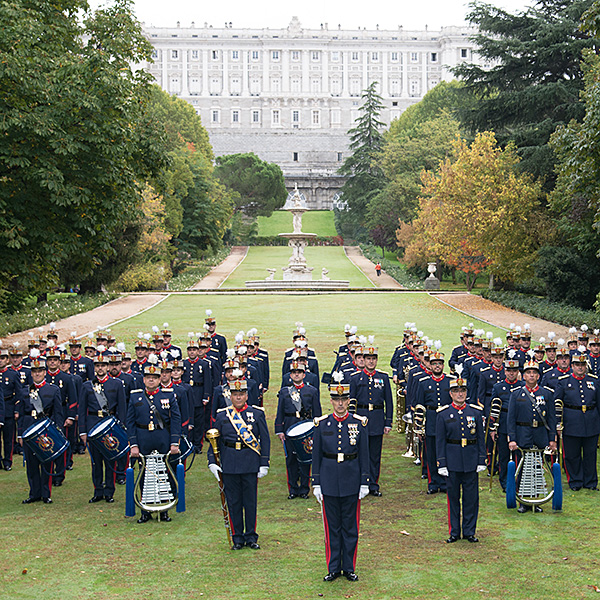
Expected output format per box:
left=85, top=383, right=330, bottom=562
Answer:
left=133, top=451, right=178, bottom=514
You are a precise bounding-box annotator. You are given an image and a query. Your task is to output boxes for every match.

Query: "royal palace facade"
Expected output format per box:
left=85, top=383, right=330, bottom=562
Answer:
left=142, top=17, right=484, bottom=208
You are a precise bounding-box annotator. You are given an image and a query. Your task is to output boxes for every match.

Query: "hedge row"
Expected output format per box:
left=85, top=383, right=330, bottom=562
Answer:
left=244, top=235, right=344, bottom=246
left=359, top=244, right=424, bottom=290
left=481, top=290, right=600, bottom=330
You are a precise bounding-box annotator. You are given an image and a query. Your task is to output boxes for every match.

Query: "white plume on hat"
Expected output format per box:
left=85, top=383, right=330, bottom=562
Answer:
left=232, top=368, right=243, bottom=379
left=508, top=349, right=516, bottom=359
left=434, top=340, right=442, bottom=350
left=296, top=340, right=308, bottom=349
left=291, top=351, right=300, bottom=360
left=58, top=344, right=66, bottom=353
left=493, top=338, right=502, bottom=346
left=188, top=332, right=195, bottom=338
left=417, top=330, right=424, bottom=338
left=486, top=331, right=493, bottom=339
left=14, top=342, right=20, bottom=349
left=455, top=364, right=464, bottom=377
left=557, top=338, right=565, bottom=346
left=524, top=323, right=531, bottom=330
left=28, top=331, right=34, bottom=339
left=358, top=335, right=367, bottom=344
left=539, top=337, right=546, bottom=344
left=332, top=371, right=344, bottom=383
left=206, top=309, right=213, bottom=317
left=97, top=344, right=106, bottom=353
left=138, top=331, right=144, bottom=338
left=509, top=323, right=515, bottom=330
left=49, top=322, right=56, bottom=331
left=582, top=324, right=589, bottom=332
left=235, top=333, right=244, bottom=344
left=578, top=345, right=587, bottom=353
left=238, top=345, right=248, bottom=355
left=30, top=348, right=40, bottom=359
left=195, top=332, right=203, bottom=338
left=368, top=335, right=375, bottom=344
left=569, top=326, right=577, bottom=334
left=108, top=346, right=118, bottom=354
left=147, top=353, right=159, bottom=365
left=595, top=330, right=600, bottom=336
left=295, top=321, right=303, bottom=327
left=160, top=350, right=169, bottom=360
left=143, top=333, right=151, bottom=341
left=345, top=324, right=351, bottom=332
left=203, top=323, right=210, bottom=331
left=38, top=327, right=44, bottom=333
left=71, top=331, right=77, bottom=338
left=226, top=349, right=236, bottom=360
left=548, top=331, right=555, bottom=340
left=163, top=322, right=169, bottom=329
left=171, top=349, right=180, bottom=359
left=47, top=339, right=55, bottom=348
left=347, top=325, right=357, bottom=335
left=527, top=349, right=536, bottom=359
left=117, top=342, right=126, bottom=352
left=152, top=325, right=159, bottom=333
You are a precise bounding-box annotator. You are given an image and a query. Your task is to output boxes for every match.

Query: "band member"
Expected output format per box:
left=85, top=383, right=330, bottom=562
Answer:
left=553, top=351, right=600, bottom=491
left=184, top=336, right=212, bottom=454
left=312, top=372, right=370, bottom=582
left=18, top=354, right=63, bottom=504
left=78, top=348, right=127, bottom=503
left=208, top=379, right=270, bottom=550
left=275, top=360, right=321, bottom=499
left=205, top=309, right=228, bottom=365
left=507, top=359, right=557, bottom=512
left=127, top=361, right=181, bottom=523
left=436, top=376, right=486, bottom=542
left=349, top=341, right=392, bottom=496
left=415, top=348, right=451, bottom=494
left=69, top=334, right=94, bottom=382
left=489, top=357, right=523, bottom=491
left=1, top=345, right=20, bottom=471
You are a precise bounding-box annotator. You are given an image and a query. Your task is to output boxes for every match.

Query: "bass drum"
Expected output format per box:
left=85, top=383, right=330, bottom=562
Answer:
left=22, top=418, right=69, bottom=463
left=285, top=420, right=315, bottom=464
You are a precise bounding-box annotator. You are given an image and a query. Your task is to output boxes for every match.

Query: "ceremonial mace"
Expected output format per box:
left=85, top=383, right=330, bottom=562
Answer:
left=206, top=428, right=233, bottom=549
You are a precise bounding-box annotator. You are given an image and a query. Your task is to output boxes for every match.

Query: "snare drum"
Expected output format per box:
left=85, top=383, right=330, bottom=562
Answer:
left=285, top=420, right=315, bottom=464
left=22, top=419, right=69, bottom=463
left=88, top=416, right=130, bottom=461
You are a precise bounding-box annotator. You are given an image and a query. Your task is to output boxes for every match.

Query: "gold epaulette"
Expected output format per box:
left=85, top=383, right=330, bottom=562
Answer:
left=161, top=388, right=175, bottom=393
left=314, top=415, right=328, bottom=427
left=252, top=405, right=265, bottom=411
left=480, top=366, right=490, bottom=373
left=589, top=374, right=598, bottom=379
left=217, top=407, right=227, bottom=413
left=558, top=374, right=570, bottom=380
left=352, top=414, right=368, bottom=426
left=471, top=404, right=483, bottom=411
left=437, top=404, right=450, bottom=412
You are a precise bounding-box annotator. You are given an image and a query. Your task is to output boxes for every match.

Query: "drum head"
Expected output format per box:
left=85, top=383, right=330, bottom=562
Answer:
left=23, top=419, right=48, bottom=439
left=287, top=420, right=314, bottom=438
left=89, top=417, right=114, bottom=438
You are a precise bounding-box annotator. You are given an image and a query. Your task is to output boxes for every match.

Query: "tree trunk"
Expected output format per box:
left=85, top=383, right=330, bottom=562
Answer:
left=488, top=272, right=494, bottom=290
left=466, top=273, right=474, bottom=292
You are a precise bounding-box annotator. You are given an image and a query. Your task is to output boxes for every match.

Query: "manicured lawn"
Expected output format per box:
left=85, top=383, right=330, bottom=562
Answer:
left=220, top=246, right=373, bottom=288
left=2, top=292, right=596, bottom=600
left=257, top=210, right=337, bottom=237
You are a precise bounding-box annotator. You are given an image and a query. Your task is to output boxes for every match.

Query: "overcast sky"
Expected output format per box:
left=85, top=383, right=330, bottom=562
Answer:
left=87, top=0, right=534, bottom=30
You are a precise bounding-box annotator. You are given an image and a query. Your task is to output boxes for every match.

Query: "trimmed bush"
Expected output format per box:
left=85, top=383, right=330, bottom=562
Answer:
left=481, top=290, right=600, bottom=329
left=113, top=262, right=171, bottom=292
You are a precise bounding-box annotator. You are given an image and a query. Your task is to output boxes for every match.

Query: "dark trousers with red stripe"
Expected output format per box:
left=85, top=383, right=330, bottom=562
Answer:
left=222, top=472, right=259, bottom=545
left=191, top=404, right=205, bottom=452
left=24, top=445, right=52, bottom=500
left=563, top=434, right=599, bottom=490
left=284, top=449, right=310, bottom=496
left=446, top=470, right=479, bottom=539
left=89, top=443, right=116, bottom=499
left=1, top=417, right=15, bottom=468
left=368, top=434, right=383, bottom=492
left=425, top=435, right=446, bottom=492
left=322, top=494, right=360, bottom=574
left=496, top=433, right=510, bottom=491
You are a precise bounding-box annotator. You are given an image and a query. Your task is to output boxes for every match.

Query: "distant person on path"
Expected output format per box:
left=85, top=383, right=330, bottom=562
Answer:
left=375, top=262, right=382, bottom=277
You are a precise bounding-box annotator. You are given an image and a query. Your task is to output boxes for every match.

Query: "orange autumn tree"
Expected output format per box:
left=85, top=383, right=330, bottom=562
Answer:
left=405, top=131, right=542, bottom=289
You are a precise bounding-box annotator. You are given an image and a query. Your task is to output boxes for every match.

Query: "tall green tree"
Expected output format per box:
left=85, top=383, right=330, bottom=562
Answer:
left=0, top=0, right=168, bottom=302
left=214, top=153, right=287, bottom=218
left=337, top=82, right=386, bottom=241
left=454, top=0, right=594, bottom=186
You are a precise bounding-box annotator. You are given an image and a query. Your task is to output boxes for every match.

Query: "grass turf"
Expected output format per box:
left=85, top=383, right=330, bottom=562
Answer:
left=256, top=210, right=338, bottom=237
left=220, top=246, right=373, bottom=288
left=2, top=292, right=597, bottom=600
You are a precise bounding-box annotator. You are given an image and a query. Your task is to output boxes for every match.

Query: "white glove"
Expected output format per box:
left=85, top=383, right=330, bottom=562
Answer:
left=257, top=466, right=269, bottom=478
left=476, top=465, right=487, bottom=473
left=313, top=485, right=323, bottom=503
left=359, top=485, right=370, bottom=500
left=438, top=467, right=449, bottom=477
left=208, top=463, right=222, bottom=481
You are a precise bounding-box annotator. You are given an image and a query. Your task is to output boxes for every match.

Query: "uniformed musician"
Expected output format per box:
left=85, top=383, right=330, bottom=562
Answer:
left=312, top=372, right=370, bottom=582
left=208, top=379, right=270, bottom=549
left=275, top=360, right=321, bottom=499
left=436, top=376, right=486, bottom=542
left=349, top=341, right=392, bottom=496
left=553, top=351, right=600, bottom=491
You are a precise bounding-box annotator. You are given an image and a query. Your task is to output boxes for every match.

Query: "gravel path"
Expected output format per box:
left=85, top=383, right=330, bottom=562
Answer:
left=431, top=292, right=571, bottom=340
left=343, top=246, right=403, bottom=289
left=3, top=294, right=168, bottom=346
left=191, top=246, right=248, bottom=289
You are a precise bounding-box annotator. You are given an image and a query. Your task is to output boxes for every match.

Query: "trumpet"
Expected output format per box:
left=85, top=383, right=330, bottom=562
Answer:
left=555, top=398, right=564, bottom=468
